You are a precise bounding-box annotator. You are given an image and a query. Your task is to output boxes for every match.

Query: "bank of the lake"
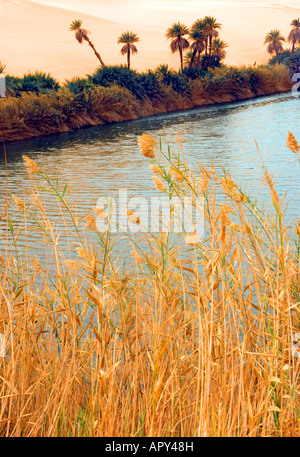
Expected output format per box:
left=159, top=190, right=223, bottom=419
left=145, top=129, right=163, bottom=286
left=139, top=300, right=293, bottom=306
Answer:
left=0, top=64, right=292, bottom=143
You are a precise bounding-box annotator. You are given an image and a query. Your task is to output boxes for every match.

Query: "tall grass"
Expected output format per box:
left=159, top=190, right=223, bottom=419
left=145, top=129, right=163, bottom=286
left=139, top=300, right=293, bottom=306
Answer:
left=0, top=132, right=299, bottom=437
left=0, top=64, right=292, bottom=143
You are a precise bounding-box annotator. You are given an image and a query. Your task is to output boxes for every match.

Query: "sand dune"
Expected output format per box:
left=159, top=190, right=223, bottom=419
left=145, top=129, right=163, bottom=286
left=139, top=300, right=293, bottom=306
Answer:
left=0, top=0, right=166, bottom=80
left=1, top=0, right=299, bottom=81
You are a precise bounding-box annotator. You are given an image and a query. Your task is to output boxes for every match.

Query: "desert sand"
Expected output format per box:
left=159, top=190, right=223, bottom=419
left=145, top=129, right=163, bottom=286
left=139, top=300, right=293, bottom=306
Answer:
left=1, top=0, right=300, bottom=81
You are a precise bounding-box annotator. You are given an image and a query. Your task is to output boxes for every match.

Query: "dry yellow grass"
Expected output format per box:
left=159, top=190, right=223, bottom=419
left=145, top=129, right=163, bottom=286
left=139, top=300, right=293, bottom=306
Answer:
left=0, top=133, right=299, bottom=437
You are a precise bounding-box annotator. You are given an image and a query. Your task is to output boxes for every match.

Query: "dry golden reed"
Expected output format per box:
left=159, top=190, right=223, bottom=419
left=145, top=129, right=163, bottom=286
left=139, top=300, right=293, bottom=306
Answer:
left=149, top=164, right=164, bottom=176
left=197, top=175, right=209, bottom=193
left=12, top=195, right=26, bottom=213
left=65, top=259, right=81, bottom=272
left=131, top=250, right=144, bottom=263
left=93, top=206, right=108, bottom=220
left=220, top=175, right=238, bottom=197
left=127, top=210, right=140, bottom=225
left=76, top=247, right=87, bottom=259
left=0, top=132, right=299, bottom=438
left=30, top=258, right=43, bottom=274
left=153, top=176, right=166, bottom=192
left=286, top=131, right=300, bottom=154
left=138, top=134, right=157, bottom=159
left=169, top=168, right=184, bottom=183
left=85, top=215, right=97, bottom=231
left=22, top=155, right=40, bottom=174
left=232, top=192, right=247, bottom=203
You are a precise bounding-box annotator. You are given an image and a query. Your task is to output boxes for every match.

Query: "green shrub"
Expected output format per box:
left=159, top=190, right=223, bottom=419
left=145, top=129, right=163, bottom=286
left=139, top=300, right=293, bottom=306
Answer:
left=5, top=72, right=60, bottom=97
left=181, top=66, right=207, bottom=80
left=138, top=70, right=165, bottom=102
left=269, top=49, right=300, bottom=72
left=168, top=73, right=191, bottom=95
left=269, top=50, right=292, bottom=66
left=5, top=75, right=23, bottom=97
left=21, top=72, right=60, bottom=94
left=201, top=55, right=221, bottom=70
left=65, top=77, right=95, bottom=95
left=289, top=49, right=300, bottom=72
left=155, top=64, right=176, bottom=85
left=90, top=65, right=144, bottom=99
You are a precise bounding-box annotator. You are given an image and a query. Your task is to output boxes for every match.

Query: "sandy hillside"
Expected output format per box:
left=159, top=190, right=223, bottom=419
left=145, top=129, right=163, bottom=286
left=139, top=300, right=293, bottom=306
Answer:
left=0, top=0, right=166, bottom=80
left=1, top=0, right=299, bottom=81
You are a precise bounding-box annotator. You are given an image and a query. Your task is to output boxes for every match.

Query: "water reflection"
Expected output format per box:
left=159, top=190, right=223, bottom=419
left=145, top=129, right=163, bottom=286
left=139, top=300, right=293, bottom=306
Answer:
left=1, top=92, right=299, bottom=257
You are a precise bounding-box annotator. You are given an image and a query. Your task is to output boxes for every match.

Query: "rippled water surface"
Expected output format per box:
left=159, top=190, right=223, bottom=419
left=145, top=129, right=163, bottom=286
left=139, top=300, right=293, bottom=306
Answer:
left=1, top=93, right=300, bottom=257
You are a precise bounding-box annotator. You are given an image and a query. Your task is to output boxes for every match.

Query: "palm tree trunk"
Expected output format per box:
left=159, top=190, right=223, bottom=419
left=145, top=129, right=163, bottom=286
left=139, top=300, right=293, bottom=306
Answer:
left=205, top=38, right=208, bottom=56
left=179, top=44, right=183, bottom=72
left=189, top=49, right=197, bottom=69
left=209, top=35, right=212, bottom=57
left=188, top=49, right=197, bottom=76
left=208, top=35, right=212, bottom=67
left=197, top=51, right=202, bottom=67
left=127, top=44, right=131, bottom=69
left=292, top=41, right=295, bottom=53
left=85, top=36, right=105, bottom=67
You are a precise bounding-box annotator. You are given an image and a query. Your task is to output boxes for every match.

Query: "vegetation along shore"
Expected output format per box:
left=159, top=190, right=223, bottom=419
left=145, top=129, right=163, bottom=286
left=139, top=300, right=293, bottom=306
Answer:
left=0, top=16, right=298, bottom=143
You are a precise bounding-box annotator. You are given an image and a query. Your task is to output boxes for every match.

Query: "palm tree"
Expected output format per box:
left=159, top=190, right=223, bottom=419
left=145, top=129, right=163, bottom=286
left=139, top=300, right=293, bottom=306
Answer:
left=0, top=61, right=6, bottom=74
left=288, top=19, right=300, bottom=53
left=189, top=20, right=205, bottom=71
left=155, top=64, right=175, bottom=85
left=264, top=29, right=286, bottom=56
left=184, top=51, right=195, bottom=68
left=289, top=49, right=300, bottom=72
left=118, top=31, right=140, bottom=69
left=69, top=19, right=105, bottom=67
left=203, top=16, right=222, bottom=58
left=211, top=39, right=228, bottom=63
left=155, top=64, right=175, bottom=78
left=166, top=22, right=190, bottom=72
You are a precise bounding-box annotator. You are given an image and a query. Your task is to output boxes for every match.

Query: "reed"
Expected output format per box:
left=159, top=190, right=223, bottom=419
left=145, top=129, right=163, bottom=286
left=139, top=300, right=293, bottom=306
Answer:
left=0, top=132, right=299, bottom=437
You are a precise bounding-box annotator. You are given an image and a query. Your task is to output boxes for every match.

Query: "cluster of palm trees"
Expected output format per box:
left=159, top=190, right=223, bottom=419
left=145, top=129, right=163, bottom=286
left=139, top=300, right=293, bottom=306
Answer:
left=166, top=17, right=227, bottom=72
left=264, top=19, right=300, bottom=56
left=70, top=16, right=227, bottom=72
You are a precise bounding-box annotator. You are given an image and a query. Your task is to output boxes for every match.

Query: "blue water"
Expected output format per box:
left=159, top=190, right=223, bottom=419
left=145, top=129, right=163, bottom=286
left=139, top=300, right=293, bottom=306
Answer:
left=1, top=92, right=300, bottom=259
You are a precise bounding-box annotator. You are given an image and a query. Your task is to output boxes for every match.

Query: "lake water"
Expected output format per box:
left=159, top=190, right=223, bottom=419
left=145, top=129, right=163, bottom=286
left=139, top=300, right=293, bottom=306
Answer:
left=1, top=92, right=300, bottom=260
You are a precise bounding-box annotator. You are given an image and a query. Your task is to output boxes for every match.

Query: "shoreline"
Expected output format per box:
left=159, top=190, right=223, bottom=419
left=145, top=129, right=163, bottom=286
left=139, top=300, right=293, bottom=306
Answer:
left=0, top=89, right=293, bottom=146
left=0, top=65, right=293, bottom=144
left=5, top=91, right=292, bottom=148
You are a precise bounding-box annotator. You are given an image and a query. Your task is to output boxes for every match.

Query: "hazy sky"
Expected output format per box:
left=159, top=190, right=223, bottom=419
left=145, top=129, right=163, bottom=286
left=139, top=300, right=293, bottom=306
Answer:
left=2, top=0, right=300, bottom=79
left=29, top=0, right=300, bottom=29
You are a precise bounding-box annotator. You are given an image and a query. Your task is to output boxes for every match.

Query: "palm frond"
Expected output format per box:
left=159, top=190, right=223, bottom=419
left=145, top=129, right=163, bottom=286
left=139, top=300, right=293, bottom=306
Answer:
left=120, top=45, right=128, bottom=56
left=69, top=19, right=83, bottom=31
left=166, top=22, right=189, bottom=39
left=118, top=31, right=140, bottom=45
left=129, top=44, right=138, bottom=54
